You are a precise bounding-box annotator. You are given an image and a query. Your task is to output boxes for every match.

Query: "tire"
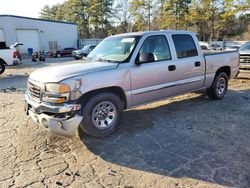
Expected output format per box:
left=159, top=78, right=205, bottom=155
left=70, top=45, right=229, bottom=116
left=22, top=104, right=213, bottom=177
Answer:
left=0, top=62, right=5, bottom=74
left=207, top=72, right=228, bottom=100
left=80, top=92, right=123, bottom=137
left=56, top=53, right=61, bottom=58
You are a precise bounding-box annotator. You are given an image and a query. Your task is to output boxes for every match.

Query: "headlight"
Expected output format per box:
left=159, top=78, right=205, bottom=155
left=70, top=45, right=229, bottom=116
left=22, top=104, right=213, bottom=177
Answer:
left=45, top=83, right=70, bottom=93
left=43, top=83, right=70, bottom=104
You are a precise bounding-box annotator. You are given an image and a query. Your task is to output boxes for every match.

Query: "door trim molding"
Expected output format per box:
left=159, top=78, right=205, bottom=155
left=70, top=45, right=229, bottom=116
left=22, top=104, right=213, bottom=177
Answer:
left=133, top=76, right=204, bottom=95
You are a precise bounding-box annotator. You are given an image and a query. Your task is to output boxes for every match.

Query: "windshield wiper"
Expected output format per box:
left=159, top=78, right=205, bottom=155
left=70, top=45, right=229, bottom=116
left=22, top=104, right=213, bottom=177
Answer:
left=95, top=58, right=120, bottom=63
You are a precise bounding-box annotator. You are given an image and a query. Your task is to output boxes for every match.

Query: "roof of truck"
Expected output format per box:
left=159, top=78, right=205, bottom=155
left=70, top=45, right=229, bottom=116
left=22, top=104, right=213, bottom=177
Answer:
left=112, top=30, right=196, bottom=37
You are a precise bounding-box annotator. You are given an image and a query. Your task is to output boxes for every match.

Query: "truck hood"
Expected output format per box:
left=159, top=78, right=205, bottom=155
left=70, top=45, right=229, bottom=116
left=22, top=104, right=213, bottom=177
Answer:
left=239, top=49, right=250, bottom=55
left=29, top=61, right=118, bottom=83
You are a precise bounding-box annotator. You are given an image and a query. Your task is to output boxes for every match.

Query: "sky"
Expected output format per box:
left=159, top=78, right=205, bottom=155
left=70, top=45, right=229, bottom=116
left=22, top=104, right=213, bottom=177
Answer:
left=0, top=0, right=66, bottom=18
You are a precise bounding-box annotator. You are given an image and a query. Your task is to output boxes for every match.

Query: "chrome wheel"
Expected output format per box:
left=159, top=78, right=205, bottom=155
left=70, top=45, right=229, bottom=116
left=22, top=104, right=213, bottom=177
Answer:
left=216, top=77, right=226, bottom=95
left=92, top=101, right=117, bottom=129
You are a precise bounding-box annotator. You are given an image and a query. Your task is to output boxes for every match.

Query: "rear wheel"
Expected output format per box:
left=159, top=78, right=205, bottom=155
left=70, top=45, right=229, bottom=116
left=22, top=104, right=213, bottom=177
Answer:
left=80, top=92, right=123, bottom=137
left=0, top=62, right=5, bottom=74
left=207, top=72, right=228, bottom=100
left=56, top=53, right=61, bottom=58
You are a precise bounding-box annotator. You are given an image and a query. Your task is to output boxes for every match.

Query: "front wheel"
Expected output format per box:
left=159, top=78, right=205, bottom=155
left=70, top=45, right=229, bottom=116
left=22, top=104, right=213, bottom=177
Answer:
left=207, top=72, right=228, bottom=100
left=0, top=62, right=6, bottom=74
left=80, top=92, right=124, bottom=137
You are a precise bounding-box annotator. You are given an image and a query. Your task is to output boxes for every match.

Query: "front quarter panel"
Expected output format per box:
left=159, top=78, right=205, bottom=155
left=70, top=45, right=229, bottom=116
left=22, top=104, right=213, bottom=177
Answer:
left=62, top=63, right=133, bottom=107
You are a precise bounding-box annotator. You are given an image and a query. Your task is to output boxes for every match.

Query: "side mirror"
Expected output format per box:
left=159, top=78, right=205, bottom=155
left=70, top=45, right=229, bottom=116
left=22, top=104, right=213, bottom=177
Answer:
left=136, top=53, right=155, bottom=65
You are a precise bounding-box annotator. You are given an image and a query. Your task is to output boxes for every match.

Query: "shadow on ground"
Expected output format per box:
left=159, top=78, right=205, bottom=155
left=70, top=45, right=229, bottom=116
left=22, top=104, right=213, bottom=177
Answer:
left=0, top=75, right=28, bottom=90
left=80, top=89, right=250, bottom=188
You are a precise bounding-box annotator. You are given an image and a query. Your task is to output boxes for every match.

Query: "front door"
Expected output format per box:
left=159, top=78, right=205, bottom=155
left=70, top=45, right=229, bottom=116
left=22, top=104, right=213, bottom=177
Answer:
left=130, top=35, right=178, bottom=106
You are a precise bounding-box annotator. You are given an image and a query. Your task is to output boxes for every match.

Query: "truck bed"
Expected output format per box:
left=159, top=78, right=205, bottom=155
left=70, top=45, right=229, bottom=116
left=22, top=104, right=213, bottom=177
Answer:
left=203, top=50, right=239, bottom=79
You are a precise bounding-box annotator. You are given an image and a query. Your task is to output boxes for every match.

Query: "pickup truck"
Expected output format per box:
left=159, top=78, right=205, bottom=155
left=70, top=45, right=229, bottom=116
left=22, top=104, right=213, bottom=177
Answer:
left=24, top=30, right=240, bottom=137
left=0, top=43, right=22, bottom=74
left=239, top=42, right=250, bottom=73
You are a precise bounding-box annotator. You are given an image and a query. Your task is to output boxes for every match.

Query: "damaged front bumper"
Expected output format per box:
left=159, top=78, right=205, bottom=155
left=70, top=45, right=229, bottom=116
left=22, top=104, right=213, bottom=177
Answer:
left=25, top=91, right=83, bottom=137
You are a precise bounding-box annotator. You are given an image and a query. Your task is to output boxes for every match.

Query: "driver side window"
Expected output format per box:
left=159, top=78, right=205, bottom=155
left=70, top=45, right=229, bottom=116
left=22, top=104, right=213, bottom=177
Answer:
left=139, top=35, right=172, bottom=62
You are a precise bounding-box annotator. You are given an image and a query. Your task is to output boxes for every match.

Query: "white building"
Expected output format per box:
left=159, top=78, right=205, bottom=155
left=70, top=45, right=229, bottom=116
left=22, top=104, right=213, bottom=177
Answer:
left=0, top=15, right=77, bottom=53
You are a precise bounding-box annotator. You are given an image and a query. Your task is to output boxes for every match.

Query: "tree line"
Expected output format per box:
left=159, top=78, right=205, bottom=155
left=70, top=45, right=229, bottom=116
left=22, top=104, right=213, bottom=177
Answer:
left=40, top=0, right=250, bottom=41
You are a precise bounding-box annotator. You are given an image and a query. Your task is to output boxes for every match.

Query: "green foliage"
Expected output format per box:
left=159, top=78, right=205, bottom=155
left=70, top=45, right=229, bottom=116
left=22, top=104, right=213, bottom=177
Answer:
left=163, top=0, right=192, bottom=29
left=40, top=4, right=61, bottom=20
left=87, top=0, right=113, bottom=38
left=39, top=0, right=113, bottom=38
left=39, top=0, right=250, bottom=40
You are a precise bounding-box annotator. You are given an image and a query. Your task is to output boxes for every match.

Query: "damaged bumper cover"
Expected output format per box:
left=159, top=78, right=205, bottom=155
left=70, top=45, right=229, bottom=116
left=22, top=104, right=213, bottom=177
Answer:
left=25, top=91, right=83, bottom=137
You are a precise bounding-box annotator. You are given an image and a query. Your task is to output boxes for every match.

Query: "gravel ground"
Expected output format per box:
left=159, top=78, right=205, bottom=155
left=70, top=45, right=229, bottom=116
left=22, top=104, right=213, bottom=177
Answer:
left=0, top=59, right=250, bottom=188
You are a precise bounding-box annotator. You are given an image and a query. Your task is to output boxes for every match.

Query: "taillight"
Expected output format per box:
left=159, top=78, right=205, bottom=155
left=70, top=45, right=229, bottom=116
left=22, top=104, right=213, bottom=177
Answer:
left=13, top=51, right=18, bottom=58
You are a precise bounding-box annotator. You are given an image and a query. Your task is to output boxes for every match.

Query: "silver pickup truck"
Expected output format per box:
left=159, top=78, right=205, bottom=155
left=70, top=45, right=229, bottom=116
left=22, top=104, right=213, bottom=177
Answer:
left=25, top=30, right=239, bottom=137
left=239, top=42, right=250, bottom=73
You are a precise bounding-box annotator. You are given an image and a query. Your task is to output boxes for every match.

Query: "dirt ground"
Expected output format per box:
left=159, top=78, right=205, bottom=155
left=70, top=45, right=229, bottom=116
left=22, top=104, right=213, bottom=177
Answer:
left=0, top=59, right=249, bottom=188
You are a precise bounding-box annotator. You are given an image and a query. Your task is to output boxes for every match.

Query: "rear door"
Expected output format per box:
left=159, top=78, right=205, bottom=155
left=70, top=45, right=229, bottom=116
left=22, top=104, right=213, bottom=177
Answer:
left=169, top=34, right=205, bottom=95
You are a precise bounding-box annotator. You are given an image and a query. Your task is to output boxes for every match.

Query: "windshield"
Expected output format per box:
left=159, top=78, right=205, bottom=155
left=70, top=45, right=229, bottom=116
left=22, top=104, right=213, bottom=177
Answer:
left=82, top=45, right=91, bottom=50
left=88, top=36, right=140, bottom=63
left=240, top=43, right=250, bottom=50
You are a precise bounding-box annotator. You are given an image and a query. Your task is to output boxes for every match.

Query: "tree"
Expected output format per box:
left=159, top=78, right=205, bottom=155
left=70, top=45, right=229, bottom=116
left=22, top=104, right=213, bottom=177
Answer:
left=219, top=0, right=238, bottom=39
left=58, top=0, right=90, bottom=38
left=129, top=0, right=156, bottom=31
left=155, top=0, right=166, bottom=30
left=112, top=0, right=131, bottom=33
left=88, top=0, right=113, bottom=38
left=161, top=0, right=192, bottom=30
left=129, top=0, right=147, bottom=31
left=39, top=0, right=250, bottom=40
left=40, top=4, right=61, bottom=20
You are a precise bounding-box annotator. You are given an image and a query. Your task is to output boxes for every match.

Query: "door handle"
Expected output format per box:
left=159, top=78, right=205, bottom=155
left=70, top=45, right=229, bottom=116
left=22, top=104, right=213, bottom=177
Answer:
left=168, top=65, right=176, bottom=71
left=195, top=62, right=201, bottom=67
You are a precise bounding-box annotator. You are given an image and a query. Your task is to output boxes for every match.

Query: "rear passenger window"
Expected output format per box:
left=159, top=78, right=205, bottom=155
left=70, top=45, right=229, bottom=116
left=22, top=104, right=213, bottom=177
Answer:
left=172, top=34, right=198, bottom=58
left=140, top=35, right=171, bottom=62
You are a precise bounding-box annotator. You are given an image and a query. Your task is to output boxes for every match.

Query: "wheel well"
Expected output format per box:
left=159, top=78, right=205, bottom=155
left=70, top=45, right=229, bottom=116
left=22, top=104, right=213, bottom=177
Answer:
left=216, top=66, right=231, bottom=78
left=0, top=58, right=7, bottom=65
left=79, top=86, right=127, bottom=109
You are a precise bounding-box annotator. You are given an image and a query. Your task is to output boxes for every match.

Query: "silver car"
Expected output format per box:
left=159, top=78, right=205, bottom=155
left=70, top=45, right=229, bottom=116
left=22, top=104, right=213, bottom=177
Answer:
left=72, top=45, right=96, bottom=60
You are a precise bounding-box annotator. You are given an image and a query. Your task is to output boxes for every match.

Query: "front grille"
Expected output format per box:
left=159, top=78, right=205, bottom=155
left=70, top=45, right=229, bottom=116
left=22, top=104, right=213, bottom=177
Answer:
left=28, top=81, right=41, bottom=102
left=240, top=54, right=250, bottom=70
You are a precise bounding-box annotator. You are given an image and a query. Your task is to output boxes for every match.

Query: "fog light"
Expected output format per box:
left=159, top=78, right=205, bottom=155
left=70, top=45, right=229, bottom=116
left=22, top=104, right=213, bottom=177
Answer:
left=41, top=118, right=48, bottom=128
